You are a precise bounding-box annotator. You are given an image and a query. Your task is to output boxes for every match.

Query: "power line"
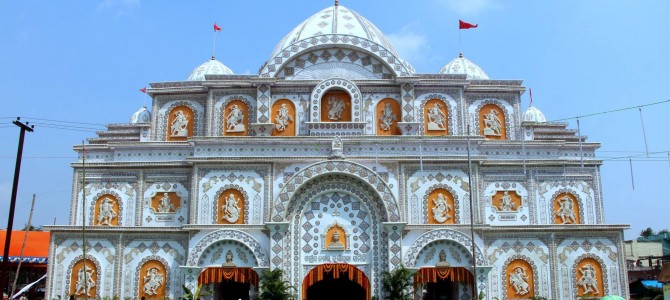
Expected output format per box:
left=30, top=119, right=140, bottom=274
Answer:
left=550, top=99, right=670, bottom=122
left=0, top=116, right=107, bottom=127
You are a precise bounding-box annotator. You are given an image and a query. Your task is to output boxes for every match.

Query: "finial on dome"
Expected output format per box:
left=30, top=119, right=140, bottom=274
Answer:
left=335, top=0, right=339, bottom=6
left=211, top=55, right=216, bottom=60
left=459, top=52, right=463, bottom=58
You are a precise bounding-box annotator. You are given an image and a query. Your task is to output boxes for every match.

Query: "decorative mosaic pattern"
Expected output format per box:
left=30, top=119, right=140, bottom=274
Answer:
left=197, top=240, right=255, bottom=267
left=415, top=240, right=471, bottom=267
left=404, top=229, right=485, bottom=267
left=310, top=78, right=363, bottom=122
left=400, top=83, right=415, bottom=122
left=256, top=85, right=271, bottom=123
left=187, top=229, right=269, bottom=267
left=276, top=48, right=395, bottom=80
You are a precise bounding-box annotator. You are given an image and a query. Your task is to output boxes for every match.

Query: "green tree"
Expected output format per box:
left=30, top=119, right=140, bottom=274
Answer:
left=21, top=224, right=42, bottom=231
left=380, top=265, right=414, bottom=300
left=259, top=268, right=296, bottom=300
left=640, top=227, right=655, bottom=237
left=658, top=229, right=669, bottom=235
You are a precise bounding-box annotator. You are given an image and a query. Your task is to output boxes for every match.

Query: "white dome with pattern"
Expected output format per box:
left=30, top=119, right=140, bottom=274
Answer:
left=439, top=54, right=489, bottom=80
left=130, top=106, right=151, bottom=124
left=523, top=106, right=547, bottom=123
left=188, top=57, right=234, bottom=81
left=269, top=4, right=401, bottom=61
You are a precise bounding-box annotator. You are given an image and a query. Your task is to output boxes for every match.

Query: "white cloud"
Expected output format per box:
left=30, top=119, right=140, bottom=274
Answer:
left=436, top=0, right=500, bottom=15
left=97, top=0, right=141, bottom=17
left=388, top=24, right=431, bottom=64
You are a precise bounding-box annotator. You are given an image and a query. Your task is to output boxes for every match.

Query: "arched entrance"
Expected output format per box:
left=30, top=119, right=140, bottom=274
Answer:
left=198, top=267, right=259, bottom=300
left=302, top=263, right=370, bottom=300
left=414, top=267, right=473, bottom=300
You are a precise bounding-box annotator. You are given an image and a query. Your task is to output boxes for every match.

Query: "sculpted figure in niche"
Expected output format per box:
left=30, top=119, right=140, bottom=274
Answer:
left=327, top=96, right=345, bottom=120
left=426, top=103, right=447, bottom=131
left=379, top=102, right=397, bottom=131
left=555, top=196, right=577, bottom=224
left=157, top=192, right=175, bottom=213
left=222, top=250, right=236, bottom=267
left=226, top=104, right=245, bottom=133
left=498, top=191, right=516, bottom=212
left=328, top=231, right=345, bottom=250
left=74, top=265, right=96, bottom=296
left=483, top=109, right=503, bottom=136
left=431, top=193, right=451, bottom=223
left=222, top=194, right=241, bottom=223
left=435, top=249, right=450, bottom=267
left=274, top=103, right=293, bottom=131
left=509, top=267, right=530, bottom=295
left=97, top=197, right=117, bottom=225
left=170, top=110, right=189, bottom=137
left=578, top=264, right=600, bottom=295
left=143, top=267, right=163, bottom=296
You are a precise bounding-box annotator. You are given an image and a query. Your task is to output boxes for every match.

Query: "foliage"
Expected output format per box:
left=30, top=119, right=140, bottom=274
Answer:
left=21, top=224, right=43, bottom=231
left=640, top=227, right=655, bottom=237
left=659, top=229, right=669, bottom=234
left=380, top=265, right=414, bottom=300
left=258, top=268, right=296, bottom=300
left=180, top=284, right=211, bottom=300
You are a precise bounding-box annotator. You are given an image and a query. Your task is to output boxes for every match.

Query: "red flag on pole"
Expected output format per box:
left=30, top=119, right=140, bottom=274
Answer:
left=139, top=86, right=147, bottom=93
left=213, top=23, right=221, bottom=32
left=529, top=88, right=533, bottom=107
left=459, top=20, right=478, bottom=29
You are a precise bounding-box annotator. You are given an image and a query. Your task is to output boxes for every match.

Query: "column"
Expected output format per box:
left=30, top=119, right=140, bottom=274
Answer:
left=383, top=222, right=406, bottom=272
left=396, top=79, right=421, bottom=135
left=251, top=83, right=276, bottom=136
left=266, top=222, right=290, bottom=270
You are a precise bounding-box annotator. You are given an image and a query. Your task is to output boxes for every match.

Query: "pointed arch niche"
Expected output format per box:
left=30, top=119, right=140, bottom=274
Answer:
left=215, top=188, right=246, bottom=225
left=69, top=259, right=98, bottom=298
left=553, top=192, right=581, bottom=224
left=320, top=90, right=352, bottom=122
left=167, top=106, right=195, bottom=141
left=423, top=98, right=449, bottom=136
left=575, top=257, right=604, bottom=297
left=223, top=100, right=249, bottom=136
left=478, top=104, right=506, bottom=140
left=93, top=194, right=120, bottom=226
left=138, top=260, right=167, bottom=299
left=505, top=259, right=535, bottom=298
left=427, top=188, right=456, bottom=224
left=376, top=98, right=400, bottom=136
left=271, top=99, right=296, bottom=136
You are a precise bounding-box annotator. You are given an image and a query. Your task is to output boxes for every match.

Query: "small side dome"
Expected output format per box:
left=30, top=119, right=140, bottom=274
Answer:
left=523, top=106, right=547, bottom=123
left=130, top=106, right=151, bottom=124
left=188, top=57, right=234, bottom=81
left=439, top=53, right=489, bottom=80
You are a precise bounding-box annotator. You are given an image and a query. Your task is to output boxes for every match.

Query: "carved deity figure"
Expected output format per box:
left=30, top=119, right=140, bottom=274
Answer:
left=431, top=193, right=451, bottom=223
left=74, top=265, right=96, bottom=296
left=379, top=102, right=397, bottom=131
left=222, top=194, right=241, bottom=223
left=578, top=264, right=600, bottom=295
left=97, top=197, right=117, bottom=225
left=222, top=250, right=236, bottom=267
left=435, top=249, right=450, bottom=267
left=426, top=103, right=447, bottom=130
left=157, top=192, right=175, bottom=213
left=509, top=267, right=530, bottom=295
left=143, top=267, right=163, bottom=296
left=327, top=97, right=345, bottom=120
left=498, top=191, right=517, bottom=212
left=170, top=110, right=189, bottom=137
left=555, top=196, right=577, bottom=224
left=483, top=109, right=503, bottom=136
left=274, top=103, right=293, bottom=131
left=328, top=230, right=345, bottom=250
left=226, top=104, right=245, bottom=132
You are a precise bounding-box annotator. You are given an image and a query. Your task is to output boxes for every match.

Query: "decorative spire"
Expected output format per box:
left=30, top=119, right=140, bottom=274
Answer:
left=335, top=0, right=338, bottom=6
left=211, top=55, right=216, bottom=60
left=459, top=52, right=463, bottom=58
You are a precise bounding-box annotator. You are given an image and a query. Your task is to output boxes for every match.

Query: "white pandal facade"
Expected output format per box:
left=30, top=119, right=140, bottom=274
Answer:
left=45, top=4, right=628, bottom=299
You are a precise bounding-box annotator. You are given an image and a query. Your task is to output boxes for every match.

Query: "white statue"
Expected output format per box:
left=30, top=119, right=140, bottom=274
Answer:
left=274, top=103, right=293, bottom=131
left=509, top=267, right=530, bottom=295
left=426, top=103, right=446, bottom=130
left=379, top=102, right=397, bottom=131
left=143, top=267, right=163, bottom=296
left=577, top=264, right=600, bottom=295
left=328, top=231, right=345, bottom=250
left=222, top=250, right=236, bottom=267
left=97, top=197, right=117, bottom=225
left=222, top=194, right=241, bottom=223
left=483, top=109, right=503, bottom=136
left=327, top=97, right=345, bottom=120
left=170, top=110, right=189, bottom=137
left=431, top=193, right=451, bottom=223
left=226, top=104, right=245, bottom=133
left=157, top=192, right=175, bottom=213
left=74, top=265, right=96, bottom=296
left=498, top=191, right=516, bottom=212
left=555, top=196, right=577, bottom=224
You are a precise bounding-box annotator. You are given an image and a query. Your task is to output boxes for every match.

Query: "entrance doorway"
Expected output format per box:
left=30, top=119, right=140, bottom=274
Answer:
left=302, top=263, right=370, bottom=300
left=213, top=281, right=250, bottom=300
left=198, top=267, right=259, bottom=300
left=422, top=278, right=457, bottom=300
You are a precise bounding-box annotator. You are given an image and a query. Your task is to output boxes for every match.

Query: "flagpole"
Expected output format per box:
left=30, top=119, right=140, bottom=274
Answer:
left=466, top=125, right=478, bottom=299
left=81, top=141, right=88, bottom=300
left=212, top=27, right=217, bottom=59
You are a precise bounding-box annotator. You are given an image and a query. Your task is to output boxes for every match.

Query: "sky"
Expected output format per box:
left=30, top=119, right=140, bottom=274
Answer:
left=1, top=0, right=669, bottom=240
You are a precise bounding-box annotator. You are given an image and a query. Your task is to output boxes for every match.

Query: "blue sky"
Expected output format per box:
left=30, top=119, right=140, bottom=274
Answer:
left=1, top=0, right=669, bottom=239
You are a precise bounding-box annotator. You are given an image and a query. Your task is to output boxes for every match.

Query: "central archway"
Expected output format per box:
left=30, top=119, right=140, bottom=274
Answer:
left=302, top=263, right=370, bottom=300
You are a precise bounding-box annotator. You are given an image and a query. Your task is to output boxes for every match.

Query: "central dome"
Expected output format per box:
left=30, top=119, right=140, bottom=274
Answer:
left=269, top=4, right=401, bottom=62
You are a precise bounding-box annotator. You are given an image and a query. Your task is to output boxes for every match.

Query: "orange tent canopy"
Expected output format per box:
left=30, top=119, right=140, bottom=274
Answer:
left=0, top=230, right=50, bottom=261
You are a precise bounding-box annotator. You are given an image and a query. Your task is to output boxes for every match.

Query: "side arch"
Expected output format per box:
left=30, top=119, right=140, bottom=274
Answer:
left=404, top=229, right=485, bottom=267
left=271, top=160, right=400, bottom=222
left=187, top=229, right=269, bottom=268
left=310, top=78, right=363, bottom=122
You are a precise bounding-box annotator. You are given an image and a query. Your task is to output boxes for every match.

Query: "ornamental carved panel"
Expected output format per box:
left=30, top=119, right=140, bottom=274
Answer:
left=167, top=106, right=194, bottom=141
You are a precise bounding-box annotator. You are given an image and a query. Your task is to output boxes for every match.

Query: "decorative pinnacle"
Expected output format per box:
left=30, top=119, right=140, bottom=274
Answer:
left=335, top=0, right=338, bottom=6
left=211, top=55, right=216, bottom=60
left=459, top=52, right=463, bottom=58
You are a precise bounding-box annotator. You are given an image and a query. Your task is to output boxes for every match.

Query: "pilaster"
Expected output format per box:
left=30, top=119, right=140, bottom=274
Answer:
left=383, top=222, right=406, bottom=272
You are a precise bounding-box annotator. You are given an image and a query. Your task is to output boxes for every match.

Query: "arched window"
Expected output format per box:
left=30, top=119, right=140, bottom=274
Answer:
left=553, top=193, right=581, bottom=224
left=575, top=258, right=604, bottom=297
left=320, top=90, right=351, bottom=122
left=223, top=100, right=249, bottom=136
left=167, top=106, right=194, bottom=141
left=217, top=189, right=245, bottom=224
left=424, top=99, right=449, bottom=136
left=138, top=260, right=167, bottom=299
left=427, top=188, right=455, bottom=224
left=505, top=259, right=534, bottom=298
left=70, top=259, right=97, bottom=298
left=376, top=98, right=400, bottom=136
left=271, top=99, right=296, bottom=136
left=479, top=104, right=506, bottom=139
left=94, top=194, right=119, bottom=226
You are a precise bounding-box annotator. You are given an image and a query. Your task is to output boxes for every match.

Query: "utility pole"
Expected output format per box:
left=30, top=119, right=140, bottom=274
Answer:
left=0, top=118, right=34, bottom=295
